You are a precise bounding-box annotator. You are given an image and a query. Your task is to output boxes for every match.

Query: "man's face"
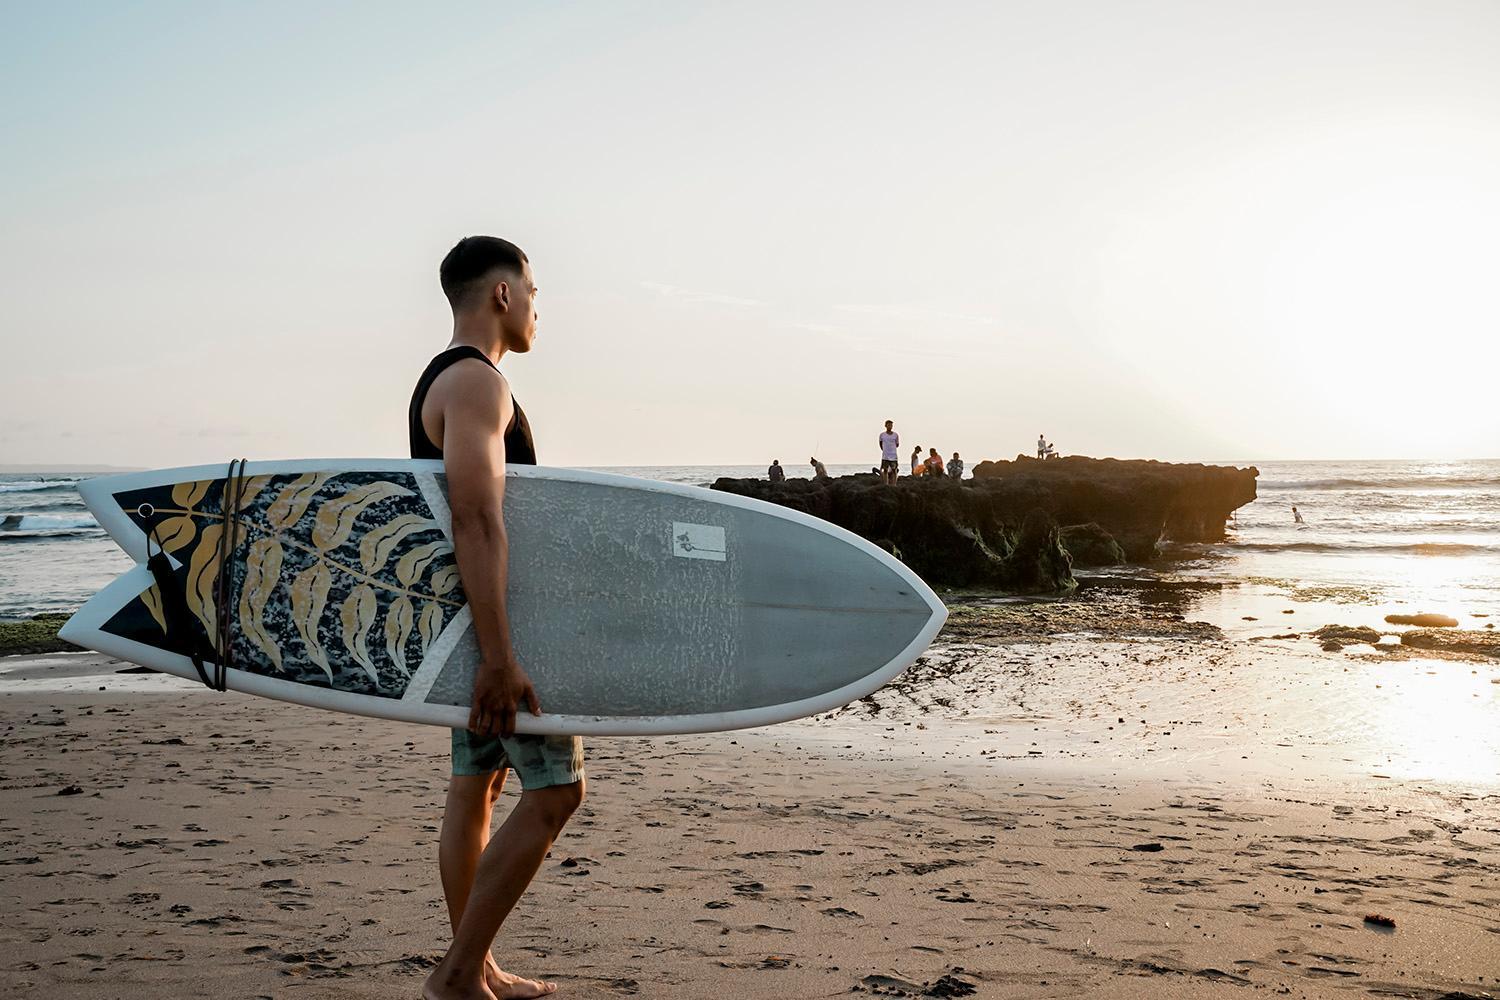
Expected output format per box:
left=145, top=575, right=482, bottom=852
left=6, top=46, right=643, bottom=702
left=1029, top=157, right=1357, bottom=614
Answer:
left=498, top=261, right=539, bottom=353
left=885, top=422, right=893, bottom=432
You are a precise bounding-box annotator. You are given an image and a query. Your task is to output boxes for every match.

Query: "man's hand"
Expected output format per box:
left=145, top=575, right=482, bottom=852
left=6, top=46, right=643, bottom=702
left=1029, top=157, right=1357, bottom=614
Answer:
left=468, top=657, right=543, bottom=738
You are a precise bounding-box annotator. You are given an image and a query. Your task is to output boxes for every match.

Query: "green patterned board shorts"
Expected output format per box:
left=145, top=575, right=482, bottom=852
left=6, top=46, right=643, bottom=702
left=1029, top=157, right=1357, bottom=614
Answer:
left=451, top=729, right=584, bottom=789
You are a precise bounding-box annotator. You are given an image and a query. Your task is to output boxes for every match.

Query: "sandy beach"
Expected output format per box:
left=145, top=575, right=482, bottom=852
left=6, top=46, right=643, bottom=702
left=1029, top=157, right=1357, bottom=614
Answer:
left=4, top=594, right=1497, bottom=1000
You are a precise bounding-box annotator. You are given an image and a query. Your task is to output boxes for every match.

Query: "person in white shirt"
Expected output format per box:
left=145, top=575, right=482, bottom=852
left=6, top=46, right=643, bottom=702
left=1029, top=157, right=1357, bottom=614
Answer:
left=809, top=457, right=829, bottom=480
left=878, top=420, right=900, bottom=485
left=1037, top=434, right=1047, bottom=460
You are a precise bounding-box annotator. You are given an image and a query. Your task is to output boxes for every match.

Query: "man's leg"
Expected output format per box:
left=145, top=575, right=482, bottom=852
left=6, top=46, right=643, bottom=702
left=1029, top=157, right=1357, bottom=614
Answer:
left=425, top=780, right=585, bottom=1000
left=440, top=770, right=506, bottom=931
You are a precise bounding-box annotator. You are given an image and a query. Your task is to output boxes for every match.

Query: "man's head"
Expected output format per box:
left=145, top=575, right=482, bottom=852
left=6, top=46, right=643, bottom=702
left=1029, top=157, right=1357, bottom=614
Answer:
left=772, top=460, right=780, bottom=466
left=952, top=452, right=960, bottom=459
left=440, top=236, right=538, bottom=353
left=884, top=420, right=893, bottom=431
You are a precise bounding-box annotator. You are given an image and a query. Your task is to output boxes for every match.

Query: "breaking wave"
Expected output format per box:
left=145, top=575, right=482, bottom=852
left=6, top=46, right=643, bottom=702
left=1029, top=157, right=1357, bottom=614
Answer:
left=0, top=513, right=100, bottom=539
left=1233, top=540, right=1490, bottom=557
left=0, top=480, right=79, bottom=494
left=1259, top=475, right=1500, bottom=491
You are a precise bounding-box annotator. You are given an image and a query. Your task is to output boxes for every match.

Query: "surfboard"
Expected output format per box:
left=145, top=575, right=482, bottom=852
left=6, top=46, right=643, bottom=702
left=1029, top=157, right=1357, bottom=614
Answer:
left=60, top=461, right=946, bottom=735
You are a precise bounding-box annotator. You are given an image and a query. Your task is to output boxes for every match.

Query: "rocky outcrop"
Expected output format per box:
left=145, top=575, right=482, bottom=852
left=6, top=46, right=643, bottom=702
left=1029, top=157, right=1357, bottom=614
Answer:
left=712, top=456, right=1257, bottom=593
left=1058, top=523, right=1127, bottom=567
left=710, top=475, right=1074, bottom=593
left=969, top=456, right=1258, bottom=561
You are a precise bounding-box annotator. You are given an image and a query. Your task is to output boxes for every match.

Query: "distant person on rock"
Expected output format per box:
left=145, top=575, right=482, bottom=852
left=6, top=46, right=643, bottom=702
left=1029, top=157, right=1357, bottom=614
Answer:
left=1037, top=434, right=1046, bottom=460
left=948, top=452, right=964, bottom=479
left=926, top=448, right=946, bottom=477
left=768, top=460, right=785, bottom=483
left=911, top=445, right=925, bottom=477
left=878, top=420, right=900, bottom=485
left=810, top=457, right=829, bottom=480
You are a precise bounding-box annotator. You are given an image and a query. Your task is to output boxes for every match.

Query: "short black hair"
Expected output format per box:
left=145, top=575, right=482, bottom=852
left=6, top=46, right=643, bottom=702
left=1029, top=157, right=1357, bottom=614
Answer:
left=440, top=236, right=528, bottom=307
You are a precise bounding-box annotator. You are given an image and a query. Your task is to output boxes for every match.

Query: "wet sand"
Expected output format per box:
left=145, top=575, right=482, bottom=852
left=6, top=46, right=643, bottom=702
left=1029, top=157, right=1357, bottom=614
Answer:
left=3, top=615, right=1499, bottom=998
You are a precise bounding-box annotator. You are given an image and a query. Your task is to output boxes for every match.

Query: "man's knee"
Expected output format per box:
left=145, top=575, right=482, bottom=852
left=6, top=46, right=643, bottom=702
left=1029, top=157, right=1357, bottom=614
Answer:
left=446, top=772, right=500, bottom=821
left=525, top=779, right=584, bottom=829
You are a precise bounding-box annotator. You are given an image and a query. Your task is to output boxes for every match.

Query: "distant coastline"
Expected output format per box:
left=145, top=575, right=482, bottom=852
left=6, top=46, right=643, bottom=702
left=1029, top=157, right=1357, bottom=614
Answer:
left=0, top=464, right=142, bottom=474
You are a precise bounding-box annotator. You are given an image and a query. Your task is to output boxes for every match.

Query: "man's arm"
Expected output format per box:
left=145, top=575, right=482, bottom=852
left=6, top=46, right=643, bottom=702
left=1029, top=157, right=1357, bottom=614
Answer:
left=439, top=364, right=541, bottom=738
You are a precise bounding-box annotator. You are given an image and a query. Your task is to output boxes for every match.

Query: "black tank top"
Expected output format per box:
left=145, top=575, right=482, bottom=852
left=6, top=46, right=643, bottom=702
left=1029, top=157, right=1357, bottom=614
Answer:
left=408, top=346, right=536, bottom=464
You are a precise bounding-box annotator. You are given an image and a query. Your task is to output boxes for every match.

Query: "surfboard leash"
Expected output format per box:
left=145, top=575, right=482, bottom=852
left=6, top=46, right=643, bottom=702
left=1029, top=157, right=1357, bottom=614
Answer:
left=143, top=458, right=249, bottom=693
left=208, top=458, right=251, bottom=692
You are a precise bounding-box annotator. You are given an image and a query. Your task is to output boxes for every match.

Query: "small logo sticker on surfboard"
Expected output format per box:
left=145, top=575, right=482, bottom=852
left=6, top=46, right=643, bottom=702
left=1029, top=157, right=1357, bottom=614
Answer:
left=672, top=522, right=726, bottom=562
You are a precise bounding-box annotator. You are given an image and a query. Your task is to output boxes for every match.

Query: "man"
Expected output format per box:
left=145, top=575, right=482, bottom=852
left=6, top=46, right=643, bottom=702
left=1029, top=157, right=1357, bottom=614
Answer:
left=910, top=445, right=925, bottom=477
left=878, top=420, right=900, bottom=484
left=768, top=459, right=785, bottom=483
left=948, top=452, right=964, bottom=479
left=411, top=236, right=582, bottom=1000
left=1037, top=433, right=1046, bottom=460
left=926, top=447, right=946, bottom=477
left=810, top=456, right=830, bottom=480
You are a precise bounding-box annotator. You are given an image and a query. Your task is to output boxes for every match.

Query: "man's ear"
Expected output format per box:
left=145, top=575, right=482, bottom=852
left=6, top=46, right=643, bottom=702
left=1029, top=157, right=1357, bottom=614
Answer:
left=493, top=279, right=510, bottom=311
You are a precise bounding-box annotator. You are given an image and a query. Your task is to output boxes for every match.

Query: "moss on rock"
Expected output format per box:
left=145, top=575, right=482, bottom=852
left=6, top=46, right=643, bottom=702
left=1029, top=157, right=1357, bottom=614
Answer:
left=1059, top=523, right=1127, bottom=567
left=0, top=613, right=76, bottom=656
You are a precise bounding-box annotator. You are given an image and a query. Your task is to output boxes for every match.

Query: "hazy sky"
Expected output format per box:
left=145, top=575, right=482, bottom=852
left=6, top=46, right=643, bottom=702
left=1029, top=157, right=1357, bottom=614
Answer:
left=3, top=1, right=1498, bottom=468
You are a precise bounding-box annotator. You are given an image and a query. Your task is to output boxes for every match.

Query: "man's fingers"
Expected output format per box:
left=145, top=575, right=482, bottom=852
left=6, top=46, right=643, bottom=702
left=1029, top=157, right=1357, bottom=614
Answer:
left=500, top=704, right=517, bottom=739
left=524, top=684, right=542, bottom=716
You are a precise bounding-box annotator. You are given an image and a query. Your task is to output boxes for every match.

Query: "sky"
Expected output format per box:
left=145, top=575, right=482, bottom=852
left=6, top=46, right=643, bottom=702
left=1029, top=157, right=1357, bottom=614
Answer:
left=2, top=1, right=1498, bottom=468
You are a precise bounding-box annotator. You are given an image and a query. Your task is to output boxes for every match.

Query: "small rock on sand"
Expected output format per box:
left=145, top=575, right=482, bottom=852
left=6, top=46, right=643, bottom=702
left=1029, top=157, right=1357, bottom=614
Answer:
left=1385, top=613, right=1459, bottom=628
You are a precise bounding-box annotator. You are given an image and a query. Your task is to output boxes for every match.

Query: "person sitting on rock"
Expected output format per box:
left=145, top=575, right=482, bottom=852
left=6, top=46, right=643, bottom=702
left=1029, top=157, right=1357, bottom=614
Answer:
left=926, top=448, right=946, bottom=477
left=910, top=445, right=925, bottom=477
left=768, top=459, right=785, bottom=483
left=809, top=457, right=829, bottom=480
left=948, top=452, right=964, bottom=479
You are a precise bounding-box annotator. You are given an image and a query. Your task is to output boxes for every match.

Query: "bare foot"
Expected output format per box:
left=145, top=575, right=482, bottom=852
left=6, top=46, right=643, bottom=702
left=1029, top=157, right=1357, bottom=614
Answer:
left=422, top=963, right=496, bottom=1000
left=485, top=957, right=557, bottom=999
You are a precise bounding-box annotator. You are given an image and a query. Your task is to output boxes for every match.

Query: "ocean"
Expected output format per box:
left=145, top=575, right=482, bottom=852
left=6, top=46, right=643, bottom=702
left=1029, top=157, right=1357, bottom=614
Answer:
left=3, top=460, right=1498, bottom=632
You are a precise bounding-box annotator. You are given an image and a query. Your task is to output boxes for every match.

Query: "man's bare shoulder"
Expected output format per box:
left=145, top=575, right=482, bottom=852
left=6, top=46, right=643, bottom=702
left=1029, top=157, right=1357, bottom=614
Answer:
left=429, top=357, right=511, bottom=413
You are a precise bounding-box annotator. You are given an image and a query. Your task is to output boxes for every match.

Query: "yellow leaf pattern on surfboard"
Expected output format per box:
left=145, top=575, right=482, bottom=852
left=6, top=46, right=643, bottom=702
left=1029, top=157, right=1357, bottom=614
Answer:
left=105, top=471, right=465, bottom=697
